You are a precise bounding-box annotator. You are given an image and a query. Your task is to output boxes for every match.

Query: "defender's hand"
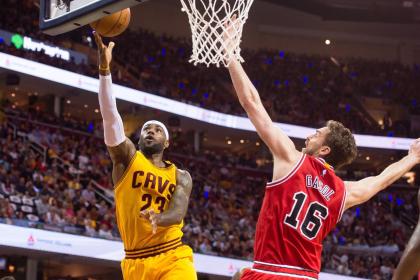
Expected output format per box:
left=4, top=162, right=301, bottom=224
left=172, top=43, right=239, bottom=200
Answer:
left=93, top=31, right=114, bottom=71
left=222, top=14, right=239, bottom=60
left=140, top=209, right=158, bottom=234
left=408, top=138, right=420, bottom=164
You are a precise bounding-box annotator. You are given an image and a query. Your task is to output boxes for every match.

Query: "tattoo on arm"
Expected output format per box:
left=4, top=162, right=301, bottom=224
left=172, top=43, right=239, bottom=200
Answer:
left=156, top=169, right=192, bottom=226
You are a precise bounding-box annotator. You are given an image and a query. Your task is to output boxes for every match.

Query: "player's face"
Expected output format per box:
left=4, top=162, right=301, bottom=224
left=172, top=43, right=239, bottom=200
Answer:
left=302, top=127, right=330, bottom=157
left=138, top=124, right=169, bottom=156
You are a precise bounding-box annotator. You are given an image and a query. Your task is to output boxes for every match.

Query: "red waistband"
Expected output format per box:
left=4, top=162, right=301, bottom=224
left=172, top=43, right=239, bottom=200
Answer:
left=253, top=261, right=318, bottom=279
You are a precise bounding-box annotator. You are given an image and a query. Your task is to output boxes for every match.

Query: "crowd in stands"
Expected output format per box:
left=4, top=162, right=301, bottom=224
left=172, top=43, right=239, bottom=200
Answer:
left=1, top=0, right=420, bottom=137
left=0, top=106, right=418, bottom=279
left=0, top=114, right=119, bottom=240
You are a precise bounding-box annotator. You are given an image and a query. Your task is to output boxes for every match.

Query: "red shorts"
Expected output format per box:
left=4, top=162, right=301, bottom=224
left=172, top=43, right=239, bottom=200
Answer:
left=241, top=268, right=317, bottom=280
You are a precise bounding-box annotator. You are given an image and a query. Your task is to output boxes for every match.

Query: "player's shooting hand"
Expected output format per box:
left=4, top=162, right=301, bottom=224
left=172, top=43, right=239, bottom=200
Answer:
left=140, top=209, right=158, bottom=234
left=408, top=138, right=420, bottom=164
left=93, top=31, right=114, bottom=71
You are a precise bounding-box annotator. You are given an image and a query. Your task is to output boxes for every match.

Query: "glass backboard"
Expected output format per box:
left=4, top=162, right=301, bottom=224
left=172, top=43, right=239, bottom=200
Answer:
left=39, top=0, right=148, bottom=35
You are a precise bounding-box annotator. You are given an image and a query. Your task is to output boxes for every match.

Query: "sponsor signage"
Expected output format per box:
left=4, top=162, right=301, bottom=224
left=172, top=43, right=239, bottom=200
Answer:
left=21, top=36, right=70, bottom=61
left=0, top=52, right=414, bottom=150
left=0, top=30, right=87, bottom=64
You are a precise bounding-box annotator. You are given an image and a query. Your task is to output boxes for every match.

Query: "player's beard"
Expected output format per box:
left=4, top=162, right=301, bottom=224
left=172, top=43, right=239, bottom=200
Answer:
left=302, top=144, right=316, bottom=156
left=303, top=142, right=325, bottom=157
left=302, top=143, right=310, bottom=155
left=303, top=147, right=316, bottom=156
left=138, top=139, right=164, bottom=157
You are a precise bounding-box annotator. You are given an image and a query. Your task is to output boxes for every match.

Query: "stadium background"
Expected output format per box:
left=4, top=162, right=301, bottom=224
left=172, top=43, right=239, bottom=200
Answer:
left=0, top=0, right=419, bottom=279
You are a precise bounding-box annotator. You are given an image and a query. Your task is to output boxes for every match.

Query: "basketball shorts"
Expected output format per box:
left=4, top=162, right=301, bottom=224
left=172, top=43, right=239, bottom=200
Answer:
left=121, top=245, right=197, bottom=280
left=241, top=268, right=317, bottom=280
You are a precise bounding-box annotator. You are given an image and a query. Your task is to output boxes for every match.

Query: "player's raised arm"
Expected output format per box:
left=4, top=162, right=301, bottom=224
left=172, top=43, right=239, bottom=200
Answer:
left=140, top=169, right=193, bottom=234
left=344, top=138, right=420, bottom=210
left=393, top=189, right=420, bottom=280
left=94, top=32, right=136, bottom=185
left=225, top=22, right=300, bottom=164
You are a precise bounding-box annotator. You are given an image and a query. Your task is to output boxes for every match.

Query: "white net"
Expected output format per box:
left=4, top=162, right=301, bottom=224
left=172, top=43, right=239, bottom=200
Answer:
left=180, top=0, right=254, bottom=67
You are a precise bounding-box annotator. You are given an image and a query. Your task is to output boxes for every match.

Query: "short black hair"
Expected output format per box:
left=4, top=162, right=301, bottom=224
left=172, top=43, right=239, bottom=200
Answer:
left=323, top=120, right=358, bottom=169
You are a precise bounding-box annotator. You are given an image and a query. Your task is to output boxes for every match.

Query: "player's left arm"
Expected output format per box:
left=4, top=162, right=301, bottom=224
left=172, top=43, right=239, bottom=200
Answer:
left=344, top=138, right=420, bottom=211
left=141, top=169, right=192, bottom=233
left=393, top=189, right=420, bottom=280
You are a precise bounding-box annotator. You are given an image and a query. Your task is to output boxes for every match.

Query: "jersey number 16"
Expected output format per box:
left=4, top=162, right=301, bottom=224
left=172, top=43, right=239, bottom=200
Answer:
left=284, top=192, right=328, bottom=240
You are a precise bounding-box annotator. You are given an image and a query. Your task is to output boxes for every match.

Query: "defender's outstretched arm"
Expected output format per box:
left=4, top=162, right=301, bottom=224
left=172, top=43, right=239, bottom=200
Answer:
left=344, top=139, right=420, bottom=210
left=228, top=60, right=300, bottom=165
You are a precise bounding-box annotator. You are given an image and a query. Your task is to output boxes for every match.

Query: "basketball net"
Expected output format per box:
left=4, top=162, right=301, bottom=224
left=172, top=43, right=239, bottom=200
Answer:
left=180, top=0, right=254, bottom=67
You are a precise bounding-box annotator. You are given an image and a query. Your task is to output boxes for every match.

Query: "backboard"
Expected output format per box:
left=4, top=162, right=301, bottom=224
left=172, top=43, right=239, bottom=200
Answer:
left=39, top=0, right=148, bottom=36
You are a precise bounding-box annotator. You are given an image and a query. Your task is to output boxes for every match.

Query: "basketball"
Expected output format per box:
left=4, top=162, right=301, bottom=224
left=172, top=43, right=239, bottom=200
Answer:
left=90, top=8, right=131, bottom=37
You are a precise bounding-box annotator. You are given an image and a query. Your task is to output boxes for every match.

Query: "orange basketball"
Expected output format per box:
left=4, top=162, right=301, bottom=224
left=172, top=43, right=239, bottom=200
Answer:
left=90, top=8, right=131, bottom=37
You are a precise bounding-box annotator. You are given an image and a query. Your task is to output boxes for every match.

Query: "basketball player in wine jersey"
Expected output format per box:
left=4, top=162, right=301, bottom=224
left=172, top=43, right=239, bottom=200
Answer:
left=224, top=22, right=420, bottom=280
left=94, top=32, right=197, bottom=280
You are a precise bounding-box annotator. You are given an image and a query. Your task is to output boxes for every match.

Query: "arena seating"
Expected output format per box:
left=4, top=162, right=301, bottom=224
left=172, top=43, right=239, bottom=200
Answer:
left=0, top=0, right=419, bottom=137
left=0, top=107, right=417, bottom=279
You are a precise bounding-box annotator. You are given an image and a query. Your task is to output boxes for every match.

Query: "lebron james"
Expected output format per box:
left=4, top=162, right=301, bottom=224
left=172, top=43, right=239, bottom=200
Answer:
left=94, top=32, right=197, bottom=280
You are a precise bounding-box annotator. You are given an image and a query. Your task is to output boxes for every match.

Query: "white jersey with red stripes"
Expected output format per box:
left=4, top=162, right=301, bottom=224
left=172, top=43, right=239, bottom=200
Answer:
left=248, top=154, right=346, bottom=279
